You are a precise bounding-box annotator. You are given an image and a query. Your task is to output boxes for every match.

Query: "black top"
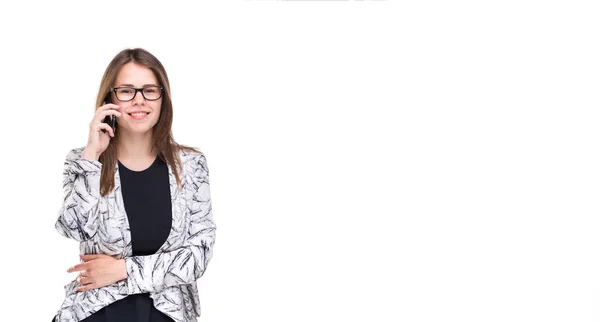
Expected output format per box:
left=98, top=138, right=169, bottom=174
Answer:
left=76, top=155, right=174, bottom=322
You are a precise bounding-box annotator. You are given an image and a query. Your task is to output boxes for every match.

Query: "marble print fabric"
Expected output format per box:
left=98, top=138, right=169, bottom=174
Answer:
left=53, top=146, right=216, bottom=322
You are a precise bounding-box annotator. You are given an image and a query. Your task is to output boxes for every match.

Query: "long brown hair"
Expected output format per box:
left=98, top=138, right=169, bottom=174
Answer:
left=95, top=48, right=200, bottom=197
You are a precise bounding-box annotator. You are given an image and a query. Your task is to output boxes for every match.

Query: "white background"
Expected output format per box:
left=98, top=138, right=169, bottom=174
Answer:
left=0, top=1, right=599, bottom=321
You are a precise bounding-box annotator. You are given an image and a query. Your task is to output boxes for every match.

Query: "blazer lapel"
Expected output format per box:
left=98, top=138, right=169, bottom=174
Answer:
left=158, top=158, right=187, bottom=252
left=112, top=165, right=127, bottom=258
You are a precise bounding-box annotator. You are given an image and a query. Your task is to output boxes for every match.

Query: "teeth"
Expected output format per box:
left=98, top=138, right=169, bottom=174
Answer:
left=131, top=113, right=147, bottom=117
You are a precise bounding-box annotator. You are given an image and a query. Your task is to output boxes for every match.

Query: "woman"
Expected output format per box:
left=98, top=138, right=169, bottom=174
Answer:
left=51, top=48, right=217, bottom=322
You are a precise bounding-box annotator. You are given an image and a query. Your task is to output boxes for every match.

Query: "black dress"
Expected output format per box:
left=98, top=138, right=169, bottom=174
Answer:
left=55, top=154, right=175, bottom=322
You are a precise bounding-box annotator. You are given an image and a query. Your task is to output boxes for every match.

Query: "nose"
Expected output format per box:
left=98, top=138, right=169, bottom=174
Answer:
left=132, top=90, right=145, bottom=105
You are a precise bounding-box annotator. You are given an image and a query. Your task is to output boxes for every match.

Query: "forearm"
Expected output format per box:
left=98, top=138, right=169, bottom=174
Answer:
left=121, top=228, right=215, bottom=294
left=81, top=147, right=99, bottom=161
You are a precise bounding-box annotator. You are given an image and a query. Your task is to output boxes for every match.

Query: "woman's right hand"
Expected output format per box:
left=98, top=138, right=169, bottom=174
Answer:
left=83, top=103, right=122, bottom=160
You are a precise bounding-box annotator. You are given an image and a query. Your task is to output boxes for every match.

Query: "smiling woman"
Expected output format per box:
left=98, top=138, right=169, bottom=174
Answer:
left=51, top=48, right=216, bottom=322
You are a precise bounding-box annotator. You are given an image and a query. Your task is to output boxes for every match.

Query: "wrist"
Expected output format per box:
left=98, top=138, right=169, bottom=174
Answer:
left=120, top=258, right=128, bottom=280
left=82, top=147, right=99, bottom=161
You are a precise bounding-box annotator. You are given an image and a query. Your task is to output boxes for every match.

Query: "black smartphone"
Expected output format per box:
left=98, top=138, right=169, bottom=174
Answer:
left=101, top=101, right=116, bottom=134
left=102, top=115, right=116, bottom=134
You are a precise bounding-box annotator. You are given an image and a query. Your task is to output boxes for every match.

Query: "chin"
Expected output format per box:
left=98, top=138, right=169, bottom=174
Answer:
left=122, top=127, right=154, bottom=135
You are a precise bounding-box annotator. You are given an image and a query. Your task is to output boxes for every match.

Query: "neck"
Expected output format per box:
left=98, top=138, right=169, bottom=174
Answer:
left=116, top=130, right=156, bottom=160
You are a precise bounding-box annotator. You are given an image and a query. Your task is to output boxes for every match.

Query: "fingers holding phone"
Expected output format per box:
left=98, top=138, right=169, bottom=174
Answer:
left=86, top=102, right=122, bottom=157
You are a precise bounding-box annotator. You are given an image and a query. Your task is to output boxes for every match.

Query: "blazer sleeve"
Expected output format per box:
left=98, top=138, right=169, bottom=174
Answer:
left=54, top=147, right=104, bottom=242
left=121, top=152, right=217, bottom=294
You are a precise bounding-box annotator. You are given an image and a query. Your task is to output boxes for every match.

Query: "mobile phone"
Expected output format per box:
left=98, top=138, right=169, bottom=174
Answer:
left=102, top=115, right=116, bottom=134
left=101, top=101, right=116, bottom=134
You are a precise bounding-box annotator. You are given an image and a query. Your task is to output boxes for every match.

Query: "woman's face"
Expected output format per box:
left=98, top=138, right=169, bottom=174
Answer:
left=111, top=62, right=162, bottom=136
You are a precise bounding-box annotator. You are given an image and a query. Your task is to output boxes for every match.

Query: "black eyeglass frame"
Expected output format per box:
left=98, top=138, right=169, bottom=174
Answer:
left=110, top=86, right=164, bottom=102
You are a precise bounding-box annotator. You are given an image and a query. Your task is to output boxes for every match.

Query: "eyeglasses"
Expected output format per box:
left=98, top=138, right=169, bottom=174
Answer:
left=110, top=86, right=164, bottom=102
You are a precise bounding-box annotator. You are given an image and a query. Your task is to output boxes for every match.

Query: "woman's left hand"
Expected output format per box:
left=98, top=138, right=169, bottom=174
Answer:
left=67, top=254, right=128, bottom=292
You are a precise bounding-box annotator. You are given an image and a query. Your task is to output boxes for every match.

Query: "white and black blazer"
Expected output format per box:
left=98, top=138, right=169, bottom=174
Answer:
left=52, top=146, right=216, bottom=322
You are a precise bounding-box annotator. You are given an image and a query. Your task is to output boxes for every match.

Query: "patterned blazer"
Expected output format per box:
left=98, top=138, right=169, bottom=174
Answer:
left=52, top=146, right=216, bottom=322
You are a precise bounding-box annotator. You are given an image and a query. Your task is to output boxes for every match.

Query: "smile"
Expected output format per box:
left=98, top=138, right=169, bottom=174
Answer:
left=128, top=112, right=150, bottom=120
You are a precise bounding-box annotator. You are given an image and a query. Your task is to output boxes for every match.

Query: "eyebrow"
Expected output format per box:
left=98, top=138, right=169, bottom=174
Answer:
left=115, top=84, right=158, bottom=87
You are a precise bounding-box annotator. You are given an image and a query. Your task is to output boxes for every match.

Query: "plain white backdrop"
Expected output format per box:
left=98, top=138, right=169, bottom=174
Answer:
left=1, top=0, right=599, bottom=321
